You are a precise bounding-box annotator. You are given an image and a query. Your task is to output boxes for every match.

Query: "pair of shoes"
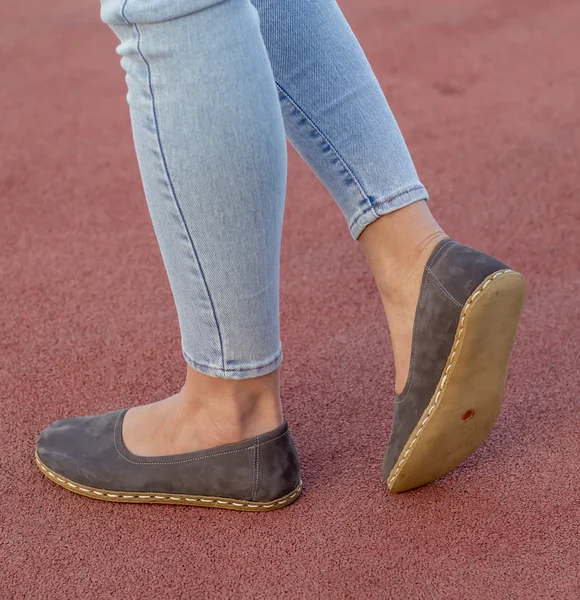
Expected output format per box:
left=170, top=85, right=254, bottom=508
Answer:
left=35, top=239, right=525, bottom=508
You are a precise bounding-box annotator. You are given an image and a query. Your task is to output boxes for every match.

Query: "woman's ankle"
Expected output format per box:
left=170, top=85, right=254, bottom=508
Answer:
left=121, top=368, right=283, bottom=457
left=359, top=200, right=448, bottom=302
left=358, top=201, right=449, bottom=394
left=179, top=365, right=283, bottom=440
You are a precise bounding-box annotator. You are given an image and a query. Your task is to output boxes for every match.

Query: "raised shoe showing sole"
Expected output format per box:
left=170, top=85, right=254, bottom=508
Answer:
left=383, top=239, right=526, bottom=493
left=36, top=409, right=302, bottom=511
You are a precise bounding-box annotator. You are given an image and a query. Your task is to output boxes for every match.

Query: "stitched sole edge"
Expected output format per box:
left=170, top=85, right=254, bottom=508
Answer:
left=386, top=269, right=526, bottom=492
left=35, top=452, right=302, bottom=512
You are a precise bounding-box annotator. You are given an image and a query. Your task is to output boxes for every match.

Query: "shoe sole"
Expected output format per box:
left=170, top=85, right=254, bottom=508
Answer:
left=35, top=451, right=302, bottom=511
left=386, top=269, right=526, bottom=493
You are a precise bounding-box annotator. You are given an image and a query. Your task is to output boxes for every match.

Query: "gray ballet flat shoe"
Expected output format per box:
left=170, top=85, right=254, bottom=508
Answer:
left=383, top=238, right=526, bottom=493
left=36, top=409, right=302, bottom=511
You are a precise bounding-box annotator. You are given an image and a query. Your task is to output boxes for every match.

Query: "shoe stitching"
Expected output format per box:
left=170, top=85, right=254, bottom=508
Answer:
left=396, top=241, right=456, bottom=404
left=425, top=267, right=463, bottom=308
left=426, top=239, right=454, bottom=270
left=36, top=456, right=301, bottom=509
left=388, top=270, right=512, bottom=487
left=253, top=436, right=260, bottom=501
left=396, top=266, right=430, bottom=404
left=251, top=438, right=257, bottom=501
left=113, top=412, right=289, bottom=465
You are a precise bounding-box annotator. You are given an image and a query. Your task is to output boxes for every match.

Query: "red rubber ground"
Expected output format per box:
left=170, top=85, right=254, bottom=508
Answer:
left=2, top=1, right=579, bottom=598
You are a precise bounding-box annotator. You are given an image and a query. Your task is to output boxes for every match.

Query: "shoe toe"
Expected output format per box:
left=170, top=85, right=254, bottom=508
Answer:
left=36, top=411, right=123, bottom=486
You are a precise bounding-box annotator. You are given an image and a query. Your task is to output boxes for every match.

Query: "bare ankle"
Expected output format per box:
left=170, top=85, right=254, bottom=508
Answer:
left=180, top=366, right=283, bottom=438
left=359, top=201, right=448, bottom=302
left=379, top=234, right=445, bottom=299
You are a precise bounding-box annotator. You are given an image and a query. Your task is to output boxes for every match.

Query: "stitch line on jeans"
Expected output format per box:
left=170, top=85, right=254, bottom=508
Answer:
left=276, top=82, right=377, bottom=218
left=120, top=3, right=225, bottom=371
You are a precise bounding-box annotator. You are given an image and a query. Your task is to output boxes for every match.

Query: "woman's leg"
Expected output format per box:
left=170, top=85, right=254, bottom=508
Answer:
left=99, top=0, right=289, bottom=454
left=253, top=0, right=525, bottom=493
left=253, top=0, right=429, bottom=239
left=252, top=0, right=445, bottom=393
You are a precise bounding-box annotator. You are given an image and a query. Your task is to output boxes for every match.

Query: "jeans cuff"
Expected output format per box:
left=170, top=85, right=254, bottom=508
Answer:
left=182, top=346, right=283, bottom=380
left=348, top=184, right=430, bottom=240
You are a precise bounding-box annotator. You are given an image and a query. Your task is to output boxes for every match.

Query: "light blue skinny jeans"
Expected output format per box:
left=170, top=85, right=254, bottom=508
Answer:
left=100, top=0, right=429, bottom=379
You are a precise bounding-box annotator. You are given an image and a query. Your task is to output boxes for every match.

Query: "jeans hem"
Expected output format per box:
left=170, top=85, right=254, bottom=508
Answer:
left=182, top=346, right=283, bottom=380
left=348, top=184, right=429, bottom=240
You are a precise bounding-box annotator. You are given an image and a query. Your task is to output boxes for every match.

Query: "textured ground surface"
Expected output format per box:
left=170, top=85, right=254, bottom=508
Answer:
left=2, top=0, right=579, bottom=598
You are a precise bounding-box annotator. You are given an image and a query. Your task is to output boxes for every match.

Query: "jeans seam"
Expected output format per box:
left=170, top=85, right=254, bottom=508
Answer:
left=120, top=0, right=225, bottom=371
left=348, top=184, right=427, bottom=233
left=182, top=346, right=282, bottom=373
left=275, top=82, right=378, bottom=219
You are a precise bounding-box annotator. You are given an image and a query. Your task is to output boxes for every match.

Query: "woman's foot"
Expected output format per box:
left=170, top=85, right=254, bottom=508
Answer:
left=35, top=367, right=301, bottom=511
left=359, top=200, right=448, bottom=394
left=360, top=201, right=526, bottom=492
left=122, top=367, right=283, bottom=456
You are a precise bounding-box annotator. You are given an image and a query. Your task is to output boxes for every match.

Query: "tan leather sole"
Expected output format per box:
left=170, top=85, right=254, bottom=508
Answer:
left=35, top=451, right=302, bottom=511
left=387, top=269, right=526, bottom=493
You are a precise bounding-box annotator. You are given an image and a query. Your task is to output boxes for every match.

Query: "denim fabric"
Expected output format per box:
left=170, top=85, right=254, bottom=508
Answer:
left=99, top=0, right=429, bottom=379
